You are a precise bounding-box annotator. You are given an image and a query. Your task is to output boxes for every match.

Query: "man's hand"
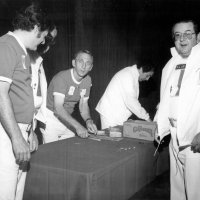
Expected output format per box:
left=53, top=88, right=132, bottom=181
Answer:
left=191, top=132, right=200, bottom=153
left=154, top=126, right=160, bottom=144
left=12, top=136, right=31, bottom=165
left=155, top=135, right=160, bottom=144
left=76, top=125, right=89, bottom=138
left=28, top=130, right=39, bottom=153
left=146, top=118, right=152, bottom=122
left=86, top=119, right=98, bottom=134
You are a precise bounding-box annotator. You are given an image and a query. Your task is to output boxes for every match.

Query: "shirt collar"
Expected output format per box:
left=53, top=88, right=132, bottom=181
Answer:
left=170, top=47, right=179, bottom=57
left=190, top=42, right=200, bottom=56
left=71, top=69, right=81, bottom=84
left=170, top=42, right=200, bottom=58
left=7, top=31, right=27, bottom=55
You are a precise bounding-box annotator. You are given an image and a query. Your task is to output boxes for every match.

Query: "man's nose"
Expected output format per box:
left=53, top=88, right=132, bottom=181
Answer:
left=180, top=34, right=186, bottom=41
left=82, top=62, right=86, bottom=69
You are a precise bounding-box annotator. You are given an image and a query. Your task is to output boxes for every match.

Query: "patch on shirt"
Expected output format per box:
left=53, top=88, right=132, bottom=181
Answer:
left=175, top=64, right=186, bottom=70
left=68, top=86, right=75, bottom=95
left=80, top=89, right=86, bottom=97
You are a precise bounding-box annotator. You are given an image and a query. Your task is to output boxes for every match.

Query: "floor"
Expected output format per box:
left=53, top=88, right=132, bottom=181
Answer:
left=129, top=171, right=170, bottom=200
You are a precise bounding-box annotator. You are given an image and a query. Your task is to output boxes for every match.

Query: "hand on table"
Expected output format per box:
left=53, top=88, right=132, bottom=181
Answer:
left=76, top=125, right=89, bottom=138
left=86, top=119, right=98, bottom=135
left=146, top=117, right=152, bottom=122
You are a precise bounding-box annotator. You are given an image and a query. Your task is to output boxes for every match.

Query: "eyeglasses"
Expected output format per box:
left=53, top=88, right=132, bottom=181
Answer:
left=173, top=31, right=196, bottom=41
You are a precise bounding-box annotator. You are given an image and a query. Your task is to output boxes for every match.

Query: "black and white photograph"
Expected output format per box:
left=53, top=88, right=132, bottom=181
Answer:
left=0, top=0, right=200, bottom=199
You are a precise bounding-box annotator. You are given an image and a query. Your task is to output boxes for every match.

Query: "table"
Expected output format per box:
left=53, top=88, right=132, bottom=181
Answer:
left=23, top=137, right=168, bottom=200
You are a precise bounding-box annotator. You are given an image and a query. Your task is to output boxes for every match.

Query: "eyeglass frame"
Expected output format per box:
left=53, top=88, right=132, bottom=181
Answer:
left=173, top=31, right=196, bottom=41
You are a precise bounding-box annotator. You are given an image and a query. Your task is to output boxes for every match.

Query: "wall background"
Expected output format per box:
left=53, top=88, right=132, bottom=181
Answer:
left=0, top=0, right=199, bottom=128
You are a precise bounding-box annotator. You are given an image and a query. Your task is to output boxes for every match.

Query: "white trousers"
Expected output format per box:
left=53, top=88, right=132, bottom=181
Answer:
left=0, top=123, right=29, bottom=200
left=41, top=109, right=75, bottom=143
left=170, top=127, right=200, bottom=200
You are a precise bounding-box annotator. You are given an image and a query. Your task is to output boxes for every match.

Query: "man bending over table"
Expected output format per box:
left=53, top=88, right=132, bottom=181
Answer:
left=96, top=63, right=154, bottom=129
left=41, top=50, right=97, bottom=143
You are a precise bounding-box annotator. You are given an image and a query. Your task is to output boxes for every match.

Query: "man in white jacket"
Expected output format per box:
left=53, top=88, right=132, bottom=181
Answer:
left=96, top=64, right=154, bottom=129
left=155, top=19, right=200, bottom=200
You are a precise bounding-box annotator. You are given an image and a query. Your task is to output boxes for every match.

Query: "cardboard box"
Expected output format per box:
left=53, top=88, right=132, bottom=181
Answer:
left=123, top=120, right=157, bottom=141
left=109, top=126, right=123, bottom=137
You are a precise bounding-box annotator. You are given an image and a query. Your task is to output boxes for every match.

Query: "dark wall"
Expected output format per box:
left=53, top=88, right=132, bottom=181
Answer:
left=1, top=0, right=200, bottom=126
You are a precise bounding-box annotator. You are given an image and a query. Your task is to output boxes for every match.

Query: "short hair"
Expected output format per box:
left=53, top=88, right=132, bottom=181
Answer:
left=136, top=58, right=154, bottom=73
left=74, top=50, right=93, bottom=61
left=137, top=64, right=154, bottom=73
left=45, top=23, right=57, bottom=46
left=12, top=2, right=49, bottom=32
left=171, top=19, right=199, bottom=37
left=37, top=25, right=57, bottom=55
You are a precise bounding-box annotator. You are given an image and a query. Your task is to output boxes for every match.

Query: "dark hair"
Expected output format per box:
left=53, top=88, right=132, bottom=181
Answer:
left=45, top=23, right=57, bottom=45
left=37, top=25, right=57, bottom=55
left=136, top=58, right=154, bottom=73
left=171, top=19, right=199, bottom=37
left=12, top=2, right=49, bottom=32
left=137, top=64, right=154, bottom=73
left=74, top=50, right=93, bottom=60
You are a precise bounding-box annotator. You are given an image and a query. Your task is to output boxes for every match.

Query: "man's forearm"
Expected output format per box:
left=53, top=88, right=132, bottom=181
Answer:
left=79, top=100, right=92, bottom=122
left=125, top=97, right=150, bottom=120
left=54, top=106, right=84, bottom=131
left=0, top=92, right=23, bottom=141
left=81, top=111, right=91, bottom=122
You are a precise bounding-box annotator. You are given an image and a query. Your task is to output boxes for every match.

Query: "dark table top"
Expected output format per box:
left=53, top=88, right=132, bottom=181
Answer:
left=30, top=136, right=155, bottom=174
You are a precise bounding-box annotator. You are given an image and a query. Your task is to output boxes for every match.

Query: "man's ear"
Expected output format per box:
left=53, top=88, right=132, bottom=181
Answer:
left=88, top=64, right=93, bottom=72
left=197, top=33, right=200, bottom=44
left=138, top=67, right=143, bottom=75
left=33, top=25, right=39, bottom=34
left=72, top=59, right=75, bottom=67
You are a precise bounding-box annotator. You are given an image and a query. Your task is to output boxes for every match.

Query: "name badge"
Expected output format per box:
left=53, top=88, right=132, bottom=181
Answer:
left=80, top=89, right=86, bottom=97
left=68, top=86, right=75, bottom=95
left=175, top=64, right=186, bottom=70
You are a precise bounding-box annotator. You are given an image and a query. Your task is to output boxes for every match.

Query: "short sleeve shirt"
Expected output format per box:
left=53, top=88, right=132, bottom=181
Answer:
left=0, top=33, right=34, bottom=123
left=47, top=69, right=92, bottom=114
